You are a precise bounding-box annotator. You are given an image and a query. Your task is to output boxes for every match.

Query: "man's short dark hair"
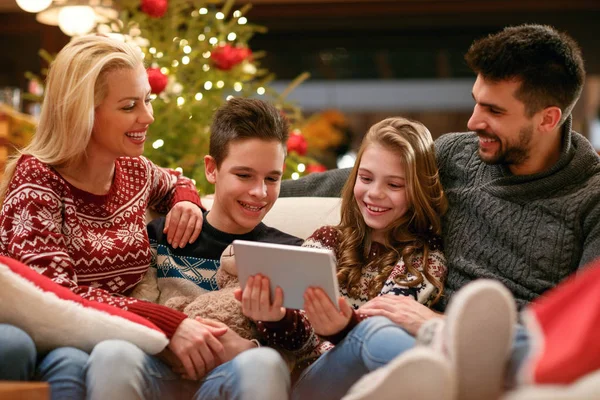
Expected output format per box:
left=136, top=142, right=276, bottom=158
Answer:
left=465, top=24, right=585, bottom=124
left=209, top=98, right=290, bottom=167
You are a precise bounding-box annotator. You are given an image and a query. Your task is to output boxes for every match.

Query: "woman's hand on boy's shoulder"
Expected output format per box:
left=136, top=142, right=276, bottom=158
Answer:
left=358, top=294, right=439, bottom=336
left=164, top=201, right=203, bottom=248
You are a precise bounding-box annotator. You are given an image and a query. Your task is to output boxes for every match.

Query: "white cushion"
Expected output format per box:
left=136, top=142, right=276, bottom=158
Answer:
left=201, top=197, right=342, bottom=239
left=0, top=257, right=168, bottom=354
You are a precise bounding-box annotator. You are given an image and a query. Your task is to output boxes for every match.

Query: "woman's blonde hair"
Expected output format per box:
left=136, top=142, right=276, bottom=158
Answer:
left=336, top=117, right=448, bottom=304
left=0, top=35, right=144, bottom=203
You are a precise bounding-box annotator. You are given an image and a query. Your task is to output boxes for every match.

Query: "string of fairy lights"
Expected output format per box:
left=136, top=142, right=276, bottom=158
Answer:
left=93, top=0, right=316, bottom=190
left=136, top=5, right=267, bottom=154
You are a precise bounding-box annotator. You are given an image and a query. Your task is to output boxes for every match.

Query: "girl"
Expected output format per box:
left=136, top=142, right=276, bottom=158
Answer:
left=239, top=117, right=448, bottom=399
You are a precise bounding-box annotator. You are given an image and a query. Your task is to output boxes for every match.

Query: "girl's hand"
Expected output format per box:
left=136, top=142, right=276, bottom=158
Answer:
left=358, top=294, right=439, bottom=335
left=164, top=201, right=203, bottom=248
left=303, top=287, right=353, bottom=336
left=234, top=274, right=286, bottom=322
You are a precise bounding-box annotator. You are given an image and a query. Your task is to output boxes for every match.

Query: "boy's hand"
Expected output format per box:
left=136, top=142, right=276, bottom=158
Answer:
left=234, top=274, right=286, bottom=322
left=168, top=318, right=227, bottom=380
left=304, top=287, right=353, bottom=336
left=164, top=201, right=203, bottom=248
left=197, top=317, right=258, bottom=362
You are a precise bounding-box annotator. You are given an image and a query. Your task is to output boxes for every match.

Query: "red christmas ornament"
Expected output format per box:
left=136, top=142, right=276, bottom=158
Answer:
left=141, top=0, right=168, bottom=18
left=307, top=164, right=327, bottom=174
left=287, top=133, right=308, bottom=156
left=146, top=67, right=168, bottom=94
left=211, top=44, right=252, bottom=71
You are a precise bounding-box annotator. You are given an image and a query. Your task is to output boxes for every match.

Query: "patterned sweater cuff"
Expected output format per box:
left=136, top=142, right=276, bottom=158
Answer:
left=126, top=301, right=188, bottom=338
left=171, top=191, right=203, bottom=210
left=256, top=309, right=308, bottom=350
left=259, top=308, right=295, bottom=331
left=321, top=311, right=363, bottom=345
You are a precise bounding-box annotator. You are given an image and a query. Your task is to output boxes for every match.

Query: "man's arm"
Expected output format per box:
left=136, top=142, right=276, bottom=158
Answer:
left=580, top=200, right=600, bottom=268
left=280, top=168, right=351, bottom=197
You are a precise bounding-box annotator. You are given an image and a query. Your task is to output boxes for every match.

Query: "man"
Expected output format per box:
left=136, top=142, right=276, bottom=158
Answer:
left=282, top=23, right=600, bottom=313
left=281, top=24, right=600, bottom=397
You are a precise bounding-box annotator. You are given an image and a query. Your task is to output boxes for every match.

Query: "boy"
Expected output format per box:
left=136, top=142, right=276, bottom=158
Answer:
left=137, top=97, right=302, bottom=305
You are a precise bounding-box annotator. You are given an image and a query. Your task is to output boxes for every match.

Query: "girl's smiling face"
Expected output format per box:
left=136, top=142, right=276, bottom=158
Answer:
left=354, top=143, right=409, bottom=243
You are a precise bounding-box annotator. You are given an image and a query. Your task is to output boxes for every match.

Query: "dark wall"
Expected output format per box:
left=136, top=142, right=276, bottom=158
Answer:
left=246, top=1, right=600, bottom=80
left=1, top=1, right=599, bottom=106
left=2, top=2, right=600, bottom=85
left=0, top=12, right=68, bottom=91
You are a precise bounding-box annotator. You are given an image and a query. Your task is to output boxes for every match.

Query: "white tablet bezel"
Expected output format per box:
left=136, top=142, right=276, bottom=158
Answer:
left=233, top=240, right=340, bottom=310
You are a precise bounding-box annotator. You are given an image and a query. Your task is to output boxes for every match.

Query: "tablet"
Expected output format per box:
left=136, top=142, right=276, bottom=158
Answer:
left=233, top=240, right=340, bottom=310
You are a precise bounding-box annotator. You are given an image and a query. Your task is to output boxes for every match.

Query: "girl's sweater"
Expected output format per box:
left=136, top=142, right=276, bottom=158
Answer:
left=257, top=226, right=447, bottom=374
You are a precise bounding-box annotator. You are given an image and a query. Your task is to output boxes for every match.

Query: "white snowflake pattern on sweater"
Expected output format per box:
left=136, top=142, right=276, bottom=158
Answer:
left=0, top=155, right=201, bottom=337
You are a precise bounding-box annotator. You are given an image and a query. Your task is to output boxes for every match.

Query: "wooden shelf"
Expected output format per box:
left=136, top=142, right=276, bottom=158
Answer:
left=0, top=381, right=49, bottom=400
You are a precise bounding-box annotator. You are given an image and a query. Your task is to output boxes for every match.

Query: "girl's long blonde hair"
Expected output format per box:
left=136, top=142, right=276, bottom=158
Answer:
left=0, top=35, right=143, bottom=203
left=336, top=117, right=447, bottom=304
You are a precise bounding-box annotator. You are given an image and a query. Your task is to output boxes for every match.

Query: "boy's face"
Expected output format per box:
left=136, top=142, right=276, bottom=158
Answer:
left=205, top=138, right=285, bottom=235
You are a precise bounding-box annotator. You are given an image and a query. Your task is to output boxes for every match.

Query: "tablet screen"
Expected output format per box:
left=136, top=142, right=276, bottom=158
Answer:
left=233, top=240, right=340, bottom=310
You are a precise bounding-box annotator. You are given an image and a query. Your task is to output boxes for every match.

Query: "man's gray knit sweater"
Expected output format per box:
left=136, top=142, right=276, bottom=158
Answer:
left=435, top=125, right=600, bottom=310
left=280, top=122, right=600, bottom=311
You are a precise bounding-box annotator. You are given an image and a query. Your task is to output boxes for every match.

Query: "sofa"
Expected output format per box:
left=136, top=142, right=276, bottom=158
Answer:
left=209, top=196, right=600, bottom=400
left=2, top=196, right=596, bottom=399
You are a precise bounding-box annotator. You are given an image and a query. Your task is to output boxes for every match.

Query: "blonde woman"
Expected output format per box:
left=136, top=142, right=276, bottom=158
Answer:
left=239, top=117, right=448, bottom=399
left=0, top=36, right=289, bottom=400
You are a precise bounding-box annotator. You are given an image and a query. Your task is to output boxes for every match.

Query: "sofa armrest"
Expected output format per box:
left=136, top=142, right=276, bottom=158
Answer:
left=502, top=369, right=600, bottom=400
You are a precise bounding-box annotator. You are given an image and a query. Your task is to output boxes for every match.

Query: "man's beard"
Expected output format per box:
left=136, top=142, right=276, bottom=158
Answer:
left=477, top=124, right=533, bottom=166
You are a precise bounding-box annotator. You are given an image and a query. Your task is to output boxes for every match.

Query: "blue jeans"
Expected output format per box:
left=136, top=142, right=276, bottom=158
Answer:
left=506, top=324, right=531, bottom=387
left=0, top=324, right=36, bottom=380
left=84, top=339, right=290, bottom=400
left=0, top=323, right=88, bottom=400
left=37, top=347, right=88, bottom=400
left=291, top=317, right=531, bottom=399
left=292, top=316, right=416, bottom=400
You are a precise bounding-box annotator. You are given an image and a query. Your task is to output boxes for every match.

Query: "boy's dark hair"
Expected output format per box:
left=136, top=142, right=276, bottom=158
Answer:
left=465, top=24, right=585, bottom=124
left=209, top=98, right=290, bottom=167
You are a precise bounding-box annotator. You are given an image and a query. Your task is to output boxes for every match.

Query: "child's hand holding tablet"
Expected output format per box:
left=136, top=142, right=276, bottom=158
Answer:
left=233, top=240, right=340, bottom=311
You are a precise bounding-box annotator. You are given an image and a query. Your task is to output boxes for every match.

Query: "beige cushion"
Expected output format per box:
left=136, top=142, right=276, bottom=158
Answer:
left=502, top=369, right=600, bottom=399
left=201, top=197, right=342, bottom=240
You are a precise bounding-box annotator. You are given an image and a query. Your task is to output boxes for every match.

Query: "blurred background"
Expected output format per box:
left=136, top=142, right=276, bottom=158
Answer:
left=1, top=0, right=600, bottom=190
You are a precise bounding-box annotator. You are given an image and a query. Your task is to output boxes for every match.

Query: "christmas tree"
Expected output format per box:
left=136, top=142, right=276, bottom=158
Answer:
left=96, top=0, right=315, bottom=194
